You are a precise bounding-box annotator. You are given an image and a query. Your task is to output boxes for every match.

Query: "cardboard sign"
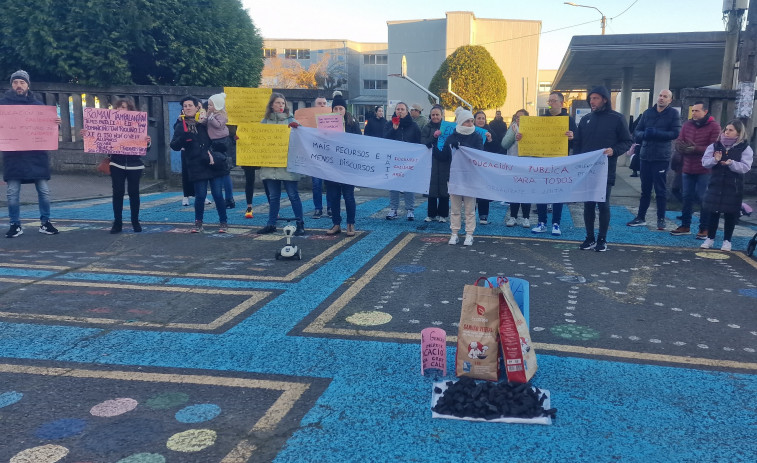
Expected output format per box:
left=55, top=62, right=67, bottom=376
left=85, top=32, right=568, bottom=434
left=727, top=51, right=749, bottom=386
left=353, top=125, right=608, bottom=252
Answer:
left=0, top=105, right=59, bottom=151
left=294, top=107, right=334, bottom=128
left=82, top=108, right=148, bottom=155
left=316, top=113, right=344, bottom=132
left=518, top=116, right=569, bottom=157
left=224, top=87, right=272, bottom=124
left=235, top=123, right=289, bottom=167
left=421, top=328, right=447, bottom=376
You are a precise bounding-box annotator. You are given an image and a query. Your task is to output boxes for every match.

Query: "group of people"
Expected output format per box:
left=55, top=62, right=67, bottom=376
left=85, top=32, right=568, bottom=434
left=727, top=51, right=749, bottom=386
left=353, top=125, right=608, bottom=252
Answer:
left=2, top=70, right=753, bottom=254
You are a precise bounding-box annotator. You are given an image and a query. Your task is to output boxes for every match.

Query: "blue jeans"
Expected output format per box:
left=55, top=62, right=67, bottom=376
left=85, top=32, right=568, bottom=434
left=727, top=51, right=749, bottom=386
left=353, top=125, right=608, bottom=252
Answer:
left=537, top=203, right=563, bottom=225
left=193, top=177, right=227, bottom=223
left=265, top=180, right=303, bottom=226
left=389, top=190, right=414, bottom=212
left=6, top=179, right=51, bottom=225
left=637, top=160, right=668, bottom=220
left=325, top=181, right=356, bottom=225
left=681, top=172, right=710, bottom=229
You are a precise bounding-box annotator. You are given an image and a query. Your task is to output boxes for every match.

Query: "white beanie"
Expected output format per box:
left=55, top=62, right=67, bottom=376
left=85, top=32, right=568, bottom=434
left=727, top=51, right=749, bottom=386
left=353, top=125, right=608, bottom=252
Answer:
left=208, top=93, right=226, bottom=111
left=455, top=109, right=474, bottom=126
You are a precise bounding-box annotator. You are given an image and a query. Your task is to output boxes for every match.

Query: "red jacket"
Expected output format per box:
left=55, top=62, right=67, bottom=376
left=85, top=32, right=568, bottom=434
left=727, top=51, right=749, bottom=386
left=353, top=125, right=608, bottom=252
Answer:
left=675, top=116, right=720, bottom=175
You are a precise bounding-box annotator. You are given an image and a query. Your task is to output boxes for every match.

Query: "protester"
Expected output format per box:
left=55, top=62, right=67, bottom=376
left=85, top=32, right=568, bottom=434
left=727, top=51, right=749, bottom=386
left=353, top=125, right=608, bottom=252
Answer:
left=421, top=104, right=449, bottom=223
left=443, top=109, right=484, bottom=246
left=669, top=101, right=720, bottom=239
left=473, top=111, right=497, bottom=224
left=257, top=92, right=305, bottom=236
left=324, top=95, right=361, bottom=236
left=568, top=86, right=633, bottom=251
left=501, top=109, right=532, bottom=228
left=180, top=102, right=207, bottom=207
left=2, top=70, right=62, bottom=238
left=383, top=102, right=421, bottom=220
left=627, top=89, right=681, bottom=231
left=488, top=110, right=508, bottom=146
left=311, top=95, right=330, bottom=218
left=203, top=93, right=235, bottom=210
left=699, top=120, right=754, bottom=251
left=363, top=105, right=386, bottom=138
left=410, top=104, right=428, bottom=132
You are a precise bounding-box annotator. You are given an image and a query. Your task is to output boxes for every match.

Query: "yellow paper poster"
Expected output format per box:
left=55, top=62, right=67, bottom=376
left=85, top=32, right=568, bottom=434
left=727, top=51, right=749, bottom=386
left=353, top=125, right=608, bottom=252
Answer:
left=235, top=123, right=290, bottom=167
left=518, top=116, right=569, bottom=157
left=224, top=87, right=272, bottom=124
left=294, top=107, right=334, bottom=128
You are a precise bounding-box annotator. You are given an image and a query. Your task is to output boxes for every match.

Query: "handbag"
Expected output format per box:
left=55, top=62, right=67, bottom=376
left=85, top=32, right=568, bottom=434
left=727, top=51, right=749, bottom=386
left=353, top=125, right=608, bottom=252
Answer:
left=209, top=150, right=227, bottom=171
left=96, top=157, right=111, bottom=175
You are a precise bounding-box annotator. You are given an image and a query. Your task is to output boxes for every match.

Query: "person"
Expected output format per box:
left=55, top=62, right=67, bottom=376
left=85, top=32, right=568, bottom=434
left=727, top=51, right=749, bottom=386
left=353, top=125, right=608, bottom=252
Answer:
left=669, top=101, right=720, bottom=239
left=627, top=89, right=681, bottom=231
left=363, top=105, right=385, bottom=138
left=473, top=111, right=498, bottom=224
left=180, top=102, right=208, bottom=207
left=169, top=96, right=228, bottom=233
left=501, top=109, right=532, bottom=228
left=421, top=104, right=449, bottom=222
left=311, top=95, right=330, bottom=218
left=443, top=109, right=484, bottom=246
left=488, top=110, right=508, bottom=146
left=410, top=103, right=427, bottom=132
left=568, top=86, right=633, bottom=252
left=256, top=92, right=305, bottom=236
left=383, top=102, right=421, bottom=220
left=529, top=92, right=577, bottom=236
left=2, top=70, right=62, bottom=238
left=325, top=94, right=360, bottom=236
left=204, top=93, right=235, bottom=210
left=699, top=120, right=753, bottom=251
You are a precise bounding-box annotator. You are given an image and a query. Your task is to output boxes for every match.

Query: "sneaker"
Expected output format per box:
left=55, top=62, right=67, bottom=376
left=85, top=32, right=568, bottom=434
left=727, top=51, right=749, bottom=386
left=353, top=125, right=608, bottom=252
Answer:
left=257, top=225, right=276, bottom=234
left=218, top=222, right=228, bottom=234
left=131, top=220, right=142, bottom=233
left=244, top=207, right=254, bottom=219
left=579, top=237, right=596, bottom=250
left=696, top=229, right=708, bottom=240
left=479, top=216, right=488, bottom=225
left=595, top=238, right=607, bottom=252
left=700, top=238, right=714, bottom=249
left=5, top=224, right=23, bottom=238
left=190, top=221, right=203, bottom=233
left=547, top=204, right=553, bottom=213
left=110, top=221, right=122, bottom=234
left=437, top=216, right=447, bottom=223
left=448, top=234, right=459, bottom=245
left=670, top=226, right=690, bottom=236
left=407, top=210, right=415, bottom=221
left=205, top=198, right=212, bottom=205
left=505, top=217, right=517, bottom=227
left=313, top=209, right=323, bottom=219
left=386, top=209, right=398, bottom=220
left=551, top=223, right=562, bottom=236
left=657, top=218, right=666, bottom=230
left=521, top=218, right=530, bottom=228
left=721, top=240, right=732, bottom=252
left=182, top=197, right=189, bottom=206
left=39, top=222, right=59, bottom=235
left=531, top=222, right=547, bottom=233
left=424, top=216, right=433, bottom=222
left=463, top=234, right=474, bottom=246
left=627, top=217, right=646, bottom=227
left=327, top=208, right=332, bottom=217
left=294, top=221, right=305, bottom=236
left=225, top=199, right=236, bottom=209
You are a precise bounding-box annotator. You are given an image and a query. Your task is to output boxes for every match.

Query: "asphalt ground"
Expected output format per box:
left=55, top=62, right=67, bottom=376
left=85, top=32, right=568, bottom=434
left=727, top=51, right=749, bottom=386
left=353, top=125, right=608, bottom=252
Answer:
left=0, top=170, right=756, bottom=462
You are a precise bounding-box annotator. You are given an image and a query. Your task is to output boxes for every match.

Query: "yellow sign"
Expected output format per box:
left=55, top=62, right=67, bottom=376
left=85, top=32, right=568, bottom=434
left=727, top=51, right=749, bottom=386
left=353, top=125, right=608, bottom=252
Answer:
left=224, top=87, right=272, bottom=124
left=236, top=123, right=290, bottom=167
left=518, top=116, right=569, bottom=157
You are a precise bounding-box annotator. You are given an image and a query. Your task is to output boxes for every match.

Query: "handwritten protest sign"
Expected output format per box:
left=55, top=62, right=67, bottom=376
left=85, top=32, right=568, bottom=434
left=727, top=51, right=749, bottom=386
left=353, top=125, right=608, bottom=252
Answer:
left=82, top=108, right=148, bottom=155
left=316, top=113, right=344, bottom=132
left=421, top=328, right=447, bottom=376
left=294, top=107, right=334, bottom=128
left=436, top=121, right=488, bottom=150
left=518, top=116, right=569, bottom=157
left=224, top=87, right=272, bottom=124
left=0, top=105, right=58, bottom=151
left=236, top=123, right=290, bottom=167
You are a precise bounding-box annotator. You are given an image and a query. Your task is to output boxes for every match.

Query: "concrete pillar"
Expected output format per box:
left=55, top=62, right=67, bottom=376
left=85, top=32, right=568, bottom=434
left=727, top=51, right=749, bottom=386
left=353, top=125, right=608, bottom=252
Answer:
left=653, top=50, right=672, bottom=99
left=620, top=67, right=633, bottom=120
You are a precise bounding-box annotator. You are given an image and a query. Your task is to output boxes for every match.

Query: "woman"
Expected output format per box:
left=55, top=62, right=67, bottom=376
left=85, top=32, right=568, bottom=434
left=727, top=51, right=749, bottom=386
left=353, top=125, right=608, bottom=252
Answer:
left=474, top=111, right=497, bottom=224
left=501, top=109, right=532, bottom=228
left=421, top=104, right=448, bottom=222
left=443, top=109, right=484, bottom=246
left=363, top=106, right=385, bottom=138
left=257, top=93, right=305, bottom=236
left=700, top=120, right=754, bottom=251
left=325, top=95, right=361, bottom=237
left=383, top=102, right=421, bottom=220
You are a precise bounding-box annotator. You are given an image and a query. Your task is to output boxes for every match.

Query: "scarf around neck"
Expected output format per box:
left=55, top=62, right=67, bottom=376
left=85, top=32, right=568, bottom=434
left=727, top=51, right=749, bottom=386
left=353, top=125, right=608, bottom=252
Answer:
left=456, top=124, right=475, bottom=135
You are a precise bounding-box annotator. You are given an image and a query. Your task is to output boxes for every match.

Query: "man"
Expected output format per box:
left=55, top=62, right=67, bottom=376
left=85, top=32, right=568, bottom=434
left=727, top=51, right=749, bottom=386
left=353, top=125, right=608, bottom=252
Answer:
left=488, top=109, right=508, bottom=146
left=529, top=92, right=577, bottom=236
left=2, top=70, right=61, bottom=238
left=410, top=103, right=427, bottom=131
left=311, top=95, right=330, bottom=218
left=626, top=89, right=681, bottom=230
left=567, top=86, right=633, bottom=252
left=669, top=101, right=720, bottom=238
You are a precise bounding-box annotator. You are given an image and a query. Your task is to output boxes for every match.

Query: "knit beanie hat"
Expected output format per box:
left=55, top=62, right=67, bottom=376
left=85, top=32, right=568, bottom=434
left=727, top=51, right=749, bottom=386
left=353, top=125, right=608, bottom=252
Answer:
left=332, top=95, right=348, bottom=110
left=455, top=109, right=474, bottom=126
left=208, top=93, right=226, bottom=111
left=10, top=70, right=30, bottom=85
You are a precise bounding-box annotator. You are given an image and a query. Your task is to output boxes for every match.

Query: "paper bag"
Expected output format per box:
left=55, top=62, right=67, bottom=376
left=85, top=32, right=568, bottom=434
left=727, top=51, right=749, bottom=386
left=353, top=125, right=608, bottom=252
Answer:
left=455, top=277, right=501, bottom=381
left=497, top=278, right=537, bottom=383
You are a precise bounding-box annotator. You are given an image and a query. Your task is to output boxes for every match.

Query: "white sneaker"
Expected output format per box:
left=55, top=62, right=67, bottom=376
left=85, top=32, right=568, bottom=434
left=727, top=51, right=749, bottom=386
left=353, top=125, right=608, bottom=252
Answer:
left=437, top=216, right=447, bottom=223
left=407, top=210, right=415, bottom=221
left=205, top=198, right=212, bottom=205
left=521, top=218, right=530, bottom=228
left=424, top=216, right=433, bottom=222
left=721, top=240, right=732, bottom=251
left=182, top=197, right=189, bottom=206
left=386, top=209, right=398, bottom=220
left=448, top=234, right=459, bottom=245
left=700, top=238, right=714, bottom=249
left=505, top=217, right=517, bottom=227
left=531, top=222, right=547, bottom=233
left=463, top=234, right=474, bottom=246
left=552, top=223, right=562, bottom=236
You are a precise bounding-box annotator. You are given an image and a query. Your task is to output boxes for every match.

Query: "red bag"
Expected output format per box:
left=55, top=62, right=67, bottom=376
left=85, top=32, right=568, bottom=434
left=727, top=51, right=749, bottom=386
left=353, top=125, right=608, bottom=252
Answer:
left=96, top=157, right=111, bottom=175
left=496, top=277, right=538, bottom=383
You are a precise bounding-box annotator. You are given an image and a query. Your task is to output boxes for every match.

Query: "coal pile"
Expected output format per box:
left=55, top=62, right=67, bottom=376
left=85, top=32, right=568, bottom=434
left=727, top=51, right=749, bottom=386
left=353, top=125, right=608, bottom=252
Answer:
left=432, top=377, right=557, bottom=420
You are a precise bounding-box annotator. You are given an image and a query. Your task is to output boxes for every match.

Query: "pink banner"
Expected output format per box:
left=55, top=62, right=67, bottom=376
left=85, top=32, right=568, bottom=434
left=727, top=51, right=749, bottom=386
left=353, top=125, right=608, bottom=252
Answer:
left=83, top=108, right=149, bottom=155
left=421, top=327, right=447, bottom=375
left=0, top=105, right=59, bottom=151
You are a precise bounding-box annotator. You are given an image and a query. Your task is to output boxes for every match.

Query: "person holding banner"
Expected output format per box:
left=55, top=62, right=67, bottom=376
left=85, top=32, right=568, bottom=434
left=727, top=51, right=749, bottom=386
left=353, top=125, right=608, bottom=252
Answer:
left=501, top=109, right=532, bottom=228
left=473, top=111, right=498, bottom=225
left=311, top=95, right=331, bottom=219
left=444, top=109, right=484, bottom=246
left=257, top=92, right=305, bottom=236
left=421, top=104, right=449, bottom=223
left=324, top=95, right=361, bottom=236
left=383, top=102, right=422, bottom=220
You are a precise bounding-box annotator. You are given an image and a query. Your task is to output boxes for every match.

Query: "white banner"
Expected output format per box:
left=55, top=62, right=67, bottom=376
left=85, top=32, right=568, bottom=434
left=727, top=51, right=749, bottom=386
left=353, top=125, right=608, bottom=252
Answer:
left=287, top=126, right=432, bottom=194
left=449, top=147, right=608, bottom=203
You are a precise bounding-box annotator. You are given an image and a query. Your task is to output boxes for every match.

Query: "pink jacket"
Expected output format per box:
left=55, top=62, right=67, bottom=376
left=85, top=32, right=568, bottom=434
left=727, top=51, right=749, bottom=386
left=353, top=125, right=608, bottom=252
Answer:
left=205, top=111, right=229, bottom=140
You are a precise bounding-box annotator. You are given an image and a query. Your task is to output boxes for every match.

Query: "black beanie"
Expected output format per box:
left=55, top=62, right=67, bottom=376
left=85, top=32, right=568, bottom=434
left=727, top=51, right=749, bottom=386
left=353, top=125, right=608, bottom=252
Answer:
left=332, top=95, right=348, bottom=110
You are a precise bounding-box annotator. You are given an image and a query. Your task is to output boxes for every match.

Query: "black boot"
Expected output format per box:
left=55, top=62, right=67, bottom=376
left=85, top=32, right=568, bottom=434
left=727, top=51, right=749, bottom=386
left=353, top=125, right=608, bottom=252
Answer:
left=132, top=219, right=142, bottom=233
left=110, top=221, right=122, bottom=234
left=294, top=220, right=305, bottom=236
left=226, top=199, right=236, bottom=209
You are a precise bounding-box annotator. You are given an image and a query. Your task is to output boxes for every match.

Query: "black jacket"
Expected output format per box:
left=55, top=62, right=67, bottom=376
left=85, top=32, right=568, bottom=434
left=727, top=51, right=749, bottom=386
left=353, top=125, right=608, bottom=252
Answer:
left=703, top=140, right=749, bottom=214
left=383, top=113, right=421, bottom=144
left=363, top=113, right=386, bottom=138
left=634, top=104, right=681, bottom=162
left=170, top=118, right=223, bottom=182
left=421, top=120, right=449, bottom=197
left=573, top=86, right=633, bottom=186
left=442, top=130, right=484, bottom=154
left=0, top=90, right=52, bottom=182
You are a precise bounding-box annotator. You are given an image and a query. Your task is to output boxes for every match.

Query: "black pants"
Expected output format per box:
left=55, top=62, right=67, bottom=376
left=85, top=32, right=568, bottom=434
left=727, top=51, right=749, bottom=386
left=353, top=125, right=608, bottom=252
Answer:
left=584, top=183, right=612, bottom=240
left=242, top=167, right=270, bottom=205
left=427, top=196, right=449, bottom=218
left=509, top=203, right=531, bottom=218
left=476, top=198, right=490, bottom=218
left=707, top=212, right=737, bottom=241
left=111, top=167, right=141, bottom=223
left=181, top=151, right=194, bottom=197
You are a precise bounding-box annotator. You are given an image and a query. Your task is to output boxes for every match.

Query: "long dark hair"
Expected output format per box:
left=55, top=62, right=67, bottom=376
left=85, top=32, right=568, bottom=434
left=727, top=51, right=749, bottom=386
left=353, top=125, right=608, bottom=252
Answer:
left=264, top=92, right=289, bottom=119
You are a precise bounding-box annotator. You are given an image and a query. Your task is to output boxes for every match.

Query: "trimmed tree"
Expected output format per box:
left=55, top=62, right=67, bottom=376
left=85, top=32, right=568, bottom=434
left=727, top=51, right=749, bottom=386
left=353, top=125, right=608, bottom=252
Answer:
left=428, top=45, right=507, bottom=111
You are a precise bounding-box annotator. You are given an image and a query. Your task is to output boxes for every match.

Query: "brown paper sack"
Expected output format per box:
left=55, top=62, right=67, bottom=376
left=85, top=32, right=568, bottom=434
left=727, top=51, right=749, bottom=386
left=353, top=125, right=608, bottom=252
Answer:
left=455, top=278, right=501, bottom=381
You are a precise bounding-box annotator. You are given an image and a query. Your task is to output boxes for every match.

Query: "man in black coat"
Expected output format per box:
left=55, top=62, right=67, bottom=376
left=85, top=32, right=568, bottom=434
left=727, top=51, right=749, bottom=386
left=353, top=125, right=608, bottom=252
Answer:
left=2, top=70, right=62, bottom=238
left=568, top=86, right=633, bottom=252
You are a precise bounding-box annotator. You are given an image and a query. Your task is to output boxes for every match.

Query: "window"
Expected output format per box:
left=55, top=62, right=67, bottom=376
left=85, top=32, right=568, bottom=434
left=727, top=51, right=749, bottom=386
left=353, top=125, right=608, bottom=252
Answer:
left=284, top=49, right=310, bottom=59
left=538, top=81, right=552, bottom=92
left=263, top=48, right=277, bottom=58
left=298, top=49, right=310, bottom=59
left=363, top=80, right=388, bottom=90
left=363, top=54, right=388, bottom=65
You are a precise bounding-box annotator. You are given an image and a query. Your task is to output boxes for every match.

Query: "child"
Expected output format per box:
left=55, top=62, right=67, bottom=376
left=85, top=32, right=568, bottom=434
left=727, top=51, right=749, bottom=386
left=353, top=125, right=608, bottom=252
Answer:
left=205, top=93, right=235, bottom=209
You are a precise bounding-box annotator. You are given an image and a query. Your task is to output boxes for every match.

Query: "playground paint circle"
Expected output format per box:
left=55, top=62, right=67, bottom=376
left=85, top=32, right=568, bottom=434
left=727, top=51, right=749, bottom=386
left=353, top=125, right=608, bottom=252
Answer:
left=10, top=445, right=69, bottom=463
left=116, top=454, right=166, bottom=463
left=346, top=311, right=392, bottom=326
left=695, top=252, right=730, bottom=259
left=90, top=398, right=139, bottom=417
left=166, top=429, right=217, bottom=452
left=550, top=324, right=600, bottom=340
left=0, top=391, right=23, bottom=408
left=35, top=418, right=87, bottom=439
left=145, top=392, right=189, bottom=410
left=175, top=403, right=221, bottom=423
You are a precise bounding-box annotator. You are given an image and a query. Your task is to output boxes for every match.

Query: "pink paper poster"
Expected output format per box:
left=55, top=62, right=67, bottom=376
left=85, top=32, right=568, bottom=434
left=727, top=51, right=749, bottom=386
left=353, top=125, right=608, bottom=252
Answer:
left=0, top=105, right=59, bottom=151
left=83, top=108, right=149, bottom=155
left=316, top=113, right=344, bottom=132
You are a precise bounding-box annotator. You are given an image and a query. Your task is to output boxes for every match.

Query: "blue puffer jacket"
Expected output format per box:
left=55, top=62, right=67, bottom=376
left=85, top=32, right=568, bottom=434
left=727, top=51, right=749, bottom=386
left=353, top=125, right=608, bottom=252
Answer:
left=0, top=90, right=51, bottom=183
left=634, top=104, right=681, bottom=162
